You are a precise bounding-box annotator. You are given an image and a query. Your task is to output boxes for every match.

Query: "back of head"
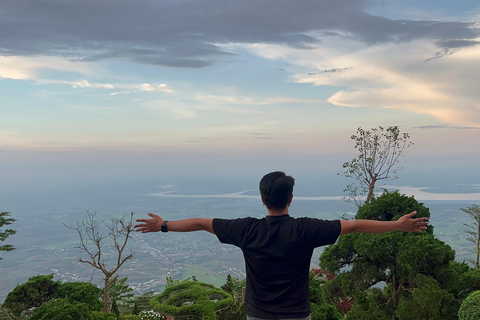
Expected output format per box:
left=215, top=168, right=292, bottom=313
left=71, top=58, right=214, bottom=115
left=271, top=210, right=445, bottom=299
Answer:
left=259, top=171, right=295, bottom=210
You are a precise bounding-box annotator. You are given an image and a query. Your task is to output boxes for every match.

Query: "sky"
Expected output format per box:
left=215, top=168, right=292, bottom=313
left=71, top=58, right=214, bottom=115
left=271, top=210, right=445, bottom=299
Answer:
left=1, top=0, right=480, bottom=192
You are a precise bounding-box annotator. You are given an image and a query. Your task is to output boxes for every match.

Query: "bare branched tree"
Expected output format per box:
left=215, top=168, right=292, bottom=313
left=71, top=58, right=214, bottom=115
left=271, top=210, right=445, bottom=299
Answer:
left=66, top=211, right=135, bottom=312
left=340, top=126, right=413, bottom=207
left=461, top=204, right=480, bottom=269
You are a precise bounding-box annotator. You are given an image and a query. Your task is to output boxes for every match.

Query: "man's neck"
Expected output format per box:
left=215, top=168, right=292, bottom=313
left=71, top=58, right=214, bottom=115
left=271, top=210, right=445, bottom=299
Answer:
left=267, top=208, right=289, bottom=216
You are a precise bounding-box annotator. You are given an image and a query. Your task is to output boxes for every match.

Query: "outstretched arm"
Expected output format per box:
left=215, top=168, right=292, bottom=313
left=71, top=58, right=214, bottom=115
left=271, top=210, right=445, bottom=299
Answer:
left=340, top=211, right=428, bottom=236
left=134, top=213, right=215, bottom=234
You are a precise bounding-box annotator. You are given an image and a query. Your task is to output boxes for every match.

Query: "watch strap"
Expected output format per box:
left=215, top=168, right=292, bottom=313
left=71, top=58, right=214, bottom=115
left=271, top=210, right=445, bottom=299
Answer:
left=161, top=220, right=169, bottom=232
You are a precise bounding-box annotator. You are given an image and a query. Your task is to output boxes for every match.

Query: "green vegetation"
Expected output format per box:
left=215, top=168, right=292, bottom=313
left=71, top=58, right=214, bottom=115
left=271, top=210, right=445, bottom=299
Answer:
left=0, top=212, right=16, bottom=260
left=461, top=204, right=480, bottom=269
left=309, top=270, right=343, bottom=320
left=458, top=290, right=480, bottom=320
left=216, top=274, right=247, bottom=320
left=150, top=280, right=232, bottom=320
left=320, top=191, right=480, bottom=319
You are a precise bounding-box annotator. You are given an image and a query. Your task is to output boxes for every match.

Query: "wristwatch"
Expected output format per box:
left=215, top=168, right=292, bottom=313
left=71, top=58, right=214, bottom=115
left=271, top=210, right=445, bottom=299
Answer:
left=161, top=220, right=169, bottom=232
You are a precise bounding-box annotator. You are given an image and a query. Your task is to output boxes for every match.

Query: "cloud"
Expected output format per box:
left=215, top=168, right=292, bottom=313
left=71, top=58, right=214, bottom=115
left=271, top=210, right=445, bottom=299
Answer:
left=0, top=56, right=93, bottom=80
left=415, top=125, right=480, bottom=130
left=0, top=56, right=174, bottom=94
left=237, top=35, right=480, bottom=127
left=1, top=1, right=478, bottom=68
left=38, top=79, right=174, bottom=94
left=193, top=94, right=323, bottom=107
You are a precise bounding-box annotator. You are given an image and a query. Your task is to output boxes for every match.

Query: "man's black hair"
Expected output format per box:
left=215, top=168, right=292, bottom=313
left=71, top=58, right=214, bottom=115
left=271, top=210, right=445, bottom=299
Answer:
left=259, top=171, right=295, bottom=210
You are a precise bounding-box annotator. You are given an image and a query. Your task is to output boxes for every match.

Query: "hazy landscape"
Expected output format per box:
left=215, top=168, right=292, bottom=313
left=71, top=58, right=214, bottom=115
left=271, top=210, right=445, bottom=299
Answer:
left=1, top=174, right=479, bottom=302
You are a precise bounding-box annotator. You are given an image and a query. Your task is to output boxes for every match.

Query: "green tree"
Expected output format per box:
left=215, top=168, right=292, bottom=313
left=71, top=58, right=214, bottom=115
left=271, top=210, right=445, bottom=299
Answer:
left=3, top=274, right=60, bottom=317
left=66, top=211, right=135, bottom=312
left=111, top=300, right=120, bottom=319
left=216, top=274, right=247, bottom=320
left=320, top=191, right=458, bottom=319
left=461, top=204, right=480, bottom=269
left=29, top=298, right=91, bottom=320
left=132, top=302, right=140, bottom=315
left=108, top=277, right=134, bottom=314
left=340, top=126, right=413, bottom=206
left=56, top=281, right=103, bottom=311
left=150, top=280, right=232, bottom=320
left=309, top=271, right=343, bottom=320
left=395, top=274, right=456, bottom=320
left=0, top=212, right=16, bottom=260
left=129, top=291, right=156, bottom=314
left=458, top=290, right=480, bottom=320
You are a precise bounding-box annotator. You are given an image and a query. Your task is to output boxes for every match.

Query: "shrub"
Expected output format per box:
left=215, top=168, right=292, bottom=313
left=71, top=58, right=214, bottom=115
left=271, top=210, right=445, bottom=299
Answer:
left=458, top=290, right=480, bottom=320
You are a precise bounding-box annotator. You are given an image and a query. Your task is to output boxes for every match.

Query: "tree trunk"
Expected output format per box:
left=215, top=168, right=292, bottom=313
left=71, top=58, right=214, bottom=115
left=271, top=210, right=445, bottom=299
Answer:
left=391, top=261, right=399, bottom=309
left=365, top=180, right=376, bottom=204
left=103, top=276, right=110, bottom=312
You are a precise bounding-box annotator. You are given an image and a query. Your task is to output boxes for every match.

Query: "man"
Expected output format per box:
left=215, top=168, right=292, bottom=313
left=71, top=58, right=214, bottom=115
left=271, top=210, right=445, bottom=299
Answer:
left=134, top=171, right=428, bottom=320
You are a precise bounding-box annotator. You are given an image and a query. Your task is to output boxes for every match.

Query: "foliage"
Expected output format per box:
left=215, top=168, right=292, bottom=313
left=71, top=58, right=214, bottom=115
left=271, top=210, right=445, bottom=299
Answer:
left=216, top=274, right=247, bottom=320
left=461, top=204, right=480, bottom=269
left=29, top=298, right=91, bottom=320
left=0, top=303, right=14, bottom=320
left=138, top=310, right=166, bottom=320
left=165, top=276, right=181, bottom=287
left=132, top=302, right=140, bottom=315
left=111, top=300, right=120, bottom=319
left=120, top=315, right=141, bottom=320
left=56, top=281, right=103, bottom=311
left=458, top=290, right=480, bottom=320
left=91, top=311, right=117, bottom=320
left=320, top=191, right=460, bottom=319
left=344, top=288, right=392, bottom=320
left=109, top=277, right=135, bottom=305
left=3, top=276, right=105, bottom=318
left=454, top=265, right=480, bottom=299
left=66, top=210, right=135, bottom=312
left=151, top=280, right=232, bottom=320
left=108, top=277, right=135, bottom=314
left=3, top=274, right=60, bottom=317
left=130, top=291, right=157, bottom=314
left=309, top=271, right=343, bottom=320
left=339, top=126, right=413, bottom=206
left=395, top=274, right=455, bottom=320
left=0, top=212, right=16, bottom=260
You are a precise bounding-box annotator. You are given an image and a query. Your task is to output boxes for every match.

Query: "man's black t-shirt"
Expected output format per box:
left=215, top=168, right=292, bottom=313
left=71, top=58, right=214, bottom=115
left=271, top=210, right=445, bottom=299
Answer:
left=212, top=215, right=341, bottom=319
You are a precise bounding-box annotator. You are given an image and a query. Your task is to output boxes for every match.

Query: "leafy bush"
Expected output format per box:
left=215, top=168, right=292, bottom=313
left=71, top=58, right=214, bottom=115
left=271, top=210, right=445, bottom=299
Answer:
left=458, top=290, right=480, bottom=320
left=56, top=281, right=103, bottom=311
left=91, top=311, right=117, bottom=320
left=151, top=281, right=232, bottom=320
left=29, top=298, right=90, bottom=320
left=3, top=274, right=60, bottom=316
left=119, top=315, right=141, bottom=320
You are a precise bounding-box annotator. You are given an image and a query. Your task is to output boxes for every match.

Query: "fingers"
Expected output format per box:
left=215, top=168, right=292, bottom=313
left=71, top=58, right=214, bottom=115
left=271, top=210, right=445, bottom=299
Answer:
left=134, top=213, right=162, bottom=233
left=405, top=211, right=417, bottom=217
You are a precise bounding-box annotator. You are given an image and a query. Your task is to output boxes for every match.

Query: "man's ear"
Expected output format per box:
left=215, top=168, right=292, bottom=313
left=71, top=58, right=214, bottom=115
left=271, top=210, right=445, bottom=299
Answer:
left=287, top=194, right=293, bottom=207
left=261, top=196, right=266, bottom=206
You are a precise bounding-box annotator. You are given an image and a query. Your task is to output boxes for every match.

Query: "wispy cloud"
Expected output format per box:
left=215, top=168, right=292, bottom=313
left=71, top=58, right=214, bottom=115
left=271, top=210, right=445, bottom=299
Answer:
left=0, top=56, right=93, bottom=80
left=238, top=37, right=480, bottom=127
left=415, top=125, right=480, bottom=130
left=0, top=56, right=174, bottom=95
